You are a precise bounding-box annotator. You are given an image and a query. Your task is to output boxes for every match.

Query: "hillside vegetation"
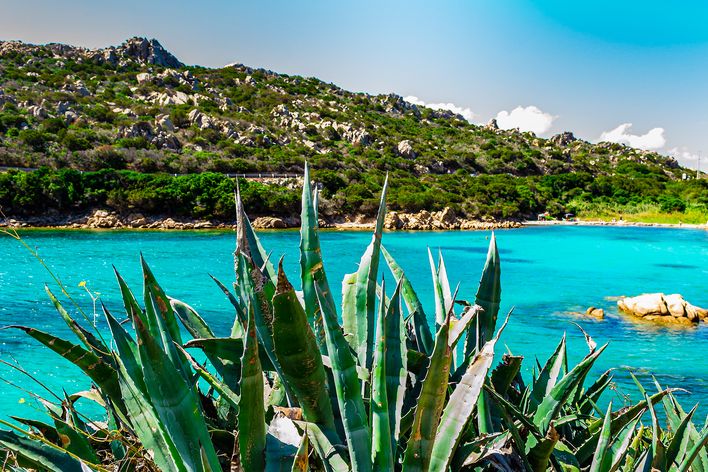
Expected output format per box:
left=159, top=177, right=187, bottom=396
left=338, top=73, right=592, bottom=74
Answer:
left=0, top=37, right=705, bottom=222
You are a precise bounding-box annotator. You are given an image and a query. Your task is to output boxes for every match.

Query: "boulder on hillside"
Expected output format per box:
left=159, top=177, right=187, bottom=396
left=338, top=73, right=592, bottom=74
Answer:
left=397, top=140, right=416, bottom=158
left=617, top=293, right=707, bottom=324
left=550, top=131, right=577, bottom=146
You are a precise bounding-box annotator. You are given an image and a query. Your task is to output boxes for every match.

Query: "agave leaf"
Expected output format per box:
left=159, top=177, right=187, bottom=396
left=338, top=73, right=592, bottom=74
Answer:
left=177, top=345, right=240, bottom=410
left=140, top=255, right=183, bottom=345
left=235, top=182, right=277, bottom=283
left=290, top=425, right=309, bottom=472
left=590, top=402, right=614, bottom=472
left=663, top=405, right=697, bottom=469
left=237, top=252, right=294, bottom=403
left=428, top=248, right=446, bottom=327
left=528, top=425, right=559, bottom=472
left=9, top=418, right=60, bottom=445
left=529, top=335, right=567, bottom=411
left=575, top=388, right=674, bottom=463
left=668, top=394, right=708, bottom=472
left=607, top=413, right=642, bottom=472
left=677, top=426, right=708, bottom=472
left=428, top=337, right=497, bottom=472
left=532, top=343, right=607, bottom=435
left=169, top=297, right=214, bottom=339
left=272, top=260, right=335, bottom=429
left=576, top=369, right=614, bottom=415
left=51, top=417, right=99, bottom=464
left=371, top=279, right=393, bottom=471
left=449, top=433, right=503, bottom=471
left=300, top=163, right=336, bottom=352
left=183, top=337, right=245, bottom=393
left=114, top=268, right=148, bottom=327
left=0, top=429, right=87, bottom=472
left=464, top=233, right=501, bottom=359
left=45, top=286, right=109, bottom=357
left=9, top=326, right=122, bottom=411
left=490, top=354, right=523, bottom=397
left=437, top=249, right=454, bottom=315
left=209, top=274, right=246, bottom=338
left=384, top=281, right=407, bottom=452
left=402, top=313, right=453, bottom=472
left=341, top=176, right=388, bottom=370
left=448, top=305, right=480, bottom=349
left=133, top=304, right=222, bottom=471
left=239, top=305, right=266, bottom=471
left=110, top=336, right=186, bottom=471
left=381, top=246, right=434, bottom=355
left=633, top=444, right=654, bottom=472
left=296, top=421, right=349, bottom=472
left=318, top=284, right=372, bottom=472
left=103, top=306, right=145, bottom=394
left=643, top=391, right=666, bottom=470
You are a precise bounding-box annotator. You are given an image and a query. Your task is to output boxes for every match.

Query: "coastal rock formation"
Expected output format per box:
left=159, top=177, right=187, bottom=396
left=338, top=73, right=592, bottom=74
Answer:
left=384, top=207, right=521, bottom=231
left=585, top=307, right=605, bottom=319
left=252, top=216, right=288, bottom=229
left=86, top=210, right=123, bottom=228
left=617, top=293, right=707, bottom=324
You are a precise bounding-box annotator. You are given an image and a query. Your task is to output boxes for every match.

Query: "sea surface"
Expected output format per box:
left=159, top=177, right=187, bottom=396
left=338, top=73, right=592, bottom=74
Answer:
left=0, top=225, right=706, bottom=421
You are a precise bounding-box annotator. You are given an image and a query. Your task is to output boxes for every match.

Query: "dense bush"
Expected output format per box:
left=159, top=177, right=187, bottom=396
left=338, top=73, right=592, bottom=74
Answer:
left=0, top=167, right=706, bottom=221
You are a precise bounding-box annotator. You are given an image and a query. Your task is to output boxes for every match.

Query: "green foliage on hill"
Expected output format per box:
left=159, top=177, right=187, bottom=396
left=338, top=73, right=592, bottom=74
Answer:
left=0, top=38, right=704, bottom=222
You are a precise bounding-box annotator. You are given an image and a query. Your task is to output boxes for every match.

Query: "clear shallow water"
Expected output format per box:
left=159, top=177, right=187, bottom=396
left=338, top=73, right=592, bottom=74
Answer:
left=0, top=226, right=706, bottom=421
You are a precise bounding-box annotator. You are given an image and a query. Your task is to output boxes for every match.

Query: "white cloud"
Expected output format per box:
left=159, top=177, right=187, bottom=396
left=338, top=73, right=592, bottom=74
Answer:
left=403, top=96, right=475, bottom=122
left=599, top=123, right=666, bottom=150
left=666, top=147, right=701, bottom=167
left=495, top=105, right=556, bottom=135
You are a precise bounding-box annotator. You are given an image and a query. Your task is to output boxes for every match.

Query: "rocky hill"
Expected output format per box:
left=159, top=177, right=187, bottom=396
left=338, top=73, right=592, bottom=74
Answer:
left=0, top=37, right=704, bottom=224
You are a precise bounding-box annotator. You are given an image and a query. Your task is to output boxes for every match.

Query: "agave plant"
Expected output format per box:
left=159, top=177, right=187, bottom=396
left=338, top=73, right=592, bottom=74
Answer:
left=0, top=166, right=706, bottom=471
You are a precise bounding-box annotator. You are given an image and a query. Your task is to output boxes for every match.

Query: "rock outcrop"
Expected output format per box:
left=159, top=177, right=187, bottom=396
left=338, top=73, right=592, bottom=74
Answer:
left=0, top=37, right=183, bottom=68
left=617, top=293, right=707, bottom=324
left=585, top=307, right=605, bottom=319
left=397, top=140, right=416, bottom=158
left=550, top=132, right=577, bottom=147
left=251, top=217, right=288, bottom=229
left=384, top=207, right=521, bottom=231
left=485, top=118, right=499, bottom=130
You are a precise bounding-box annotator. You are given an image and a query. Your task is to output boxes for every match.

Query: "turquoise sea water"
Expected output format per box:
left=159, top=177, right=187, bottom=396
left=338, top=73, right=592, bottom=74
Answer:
left=0, top=226, right=706, bottom=421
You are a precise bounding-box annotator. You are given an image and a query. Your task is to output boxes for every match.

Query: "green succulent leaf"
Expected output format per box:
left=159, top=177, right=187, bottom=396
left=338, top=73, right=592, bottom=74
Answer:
left=341, top=175, right=387, bottom=370
left=239, top=305, right=266, bottom=471
left=272, top=260, right=335, bottom=429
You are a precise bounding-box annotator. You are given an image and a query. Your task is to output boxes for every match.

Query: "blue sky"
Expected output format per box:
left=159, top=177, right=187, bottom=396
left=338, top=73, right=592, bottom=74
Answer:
left=1, top=0, right=706, bottom=168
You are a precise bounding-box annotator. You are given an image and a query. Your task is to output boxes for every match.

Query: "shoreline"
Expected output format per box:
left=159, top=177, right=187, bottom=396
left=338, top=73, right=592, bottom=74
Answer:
left=1, top=213, right=706, bottom=232
left=524, top=219, right=707, bottom=230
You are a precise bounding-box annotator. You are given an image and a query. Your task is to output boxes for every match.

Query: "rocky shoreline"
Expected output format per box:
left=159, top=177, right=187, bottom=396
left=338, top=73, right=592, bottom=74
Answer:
left=0, top=207, right=522, bottom=231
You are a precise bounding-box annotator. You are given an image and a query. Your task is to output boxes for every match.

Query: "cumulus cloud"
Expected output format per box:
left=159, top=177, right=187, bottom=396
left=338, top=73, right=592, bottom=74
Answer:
left=403, top=96, right=475, bottom=122
left=495, top=106, right=556, bottom=134
left=599, top=123, right=666, bottom=150
left=666, top=146, right=701, bottom=165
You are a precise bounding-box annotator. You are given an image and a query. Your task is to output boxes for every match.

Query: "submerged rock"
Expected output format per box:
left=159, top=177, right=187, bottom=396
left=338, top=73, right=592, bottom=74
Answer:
left=617, top=293, right=707, bottom=324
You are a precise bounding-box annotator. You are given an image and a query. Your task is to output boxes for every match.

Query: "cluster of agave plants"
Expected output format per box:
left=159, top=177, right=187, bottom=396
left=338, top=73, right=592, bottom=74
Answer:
left=0, top=167, right=706, bottom=471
